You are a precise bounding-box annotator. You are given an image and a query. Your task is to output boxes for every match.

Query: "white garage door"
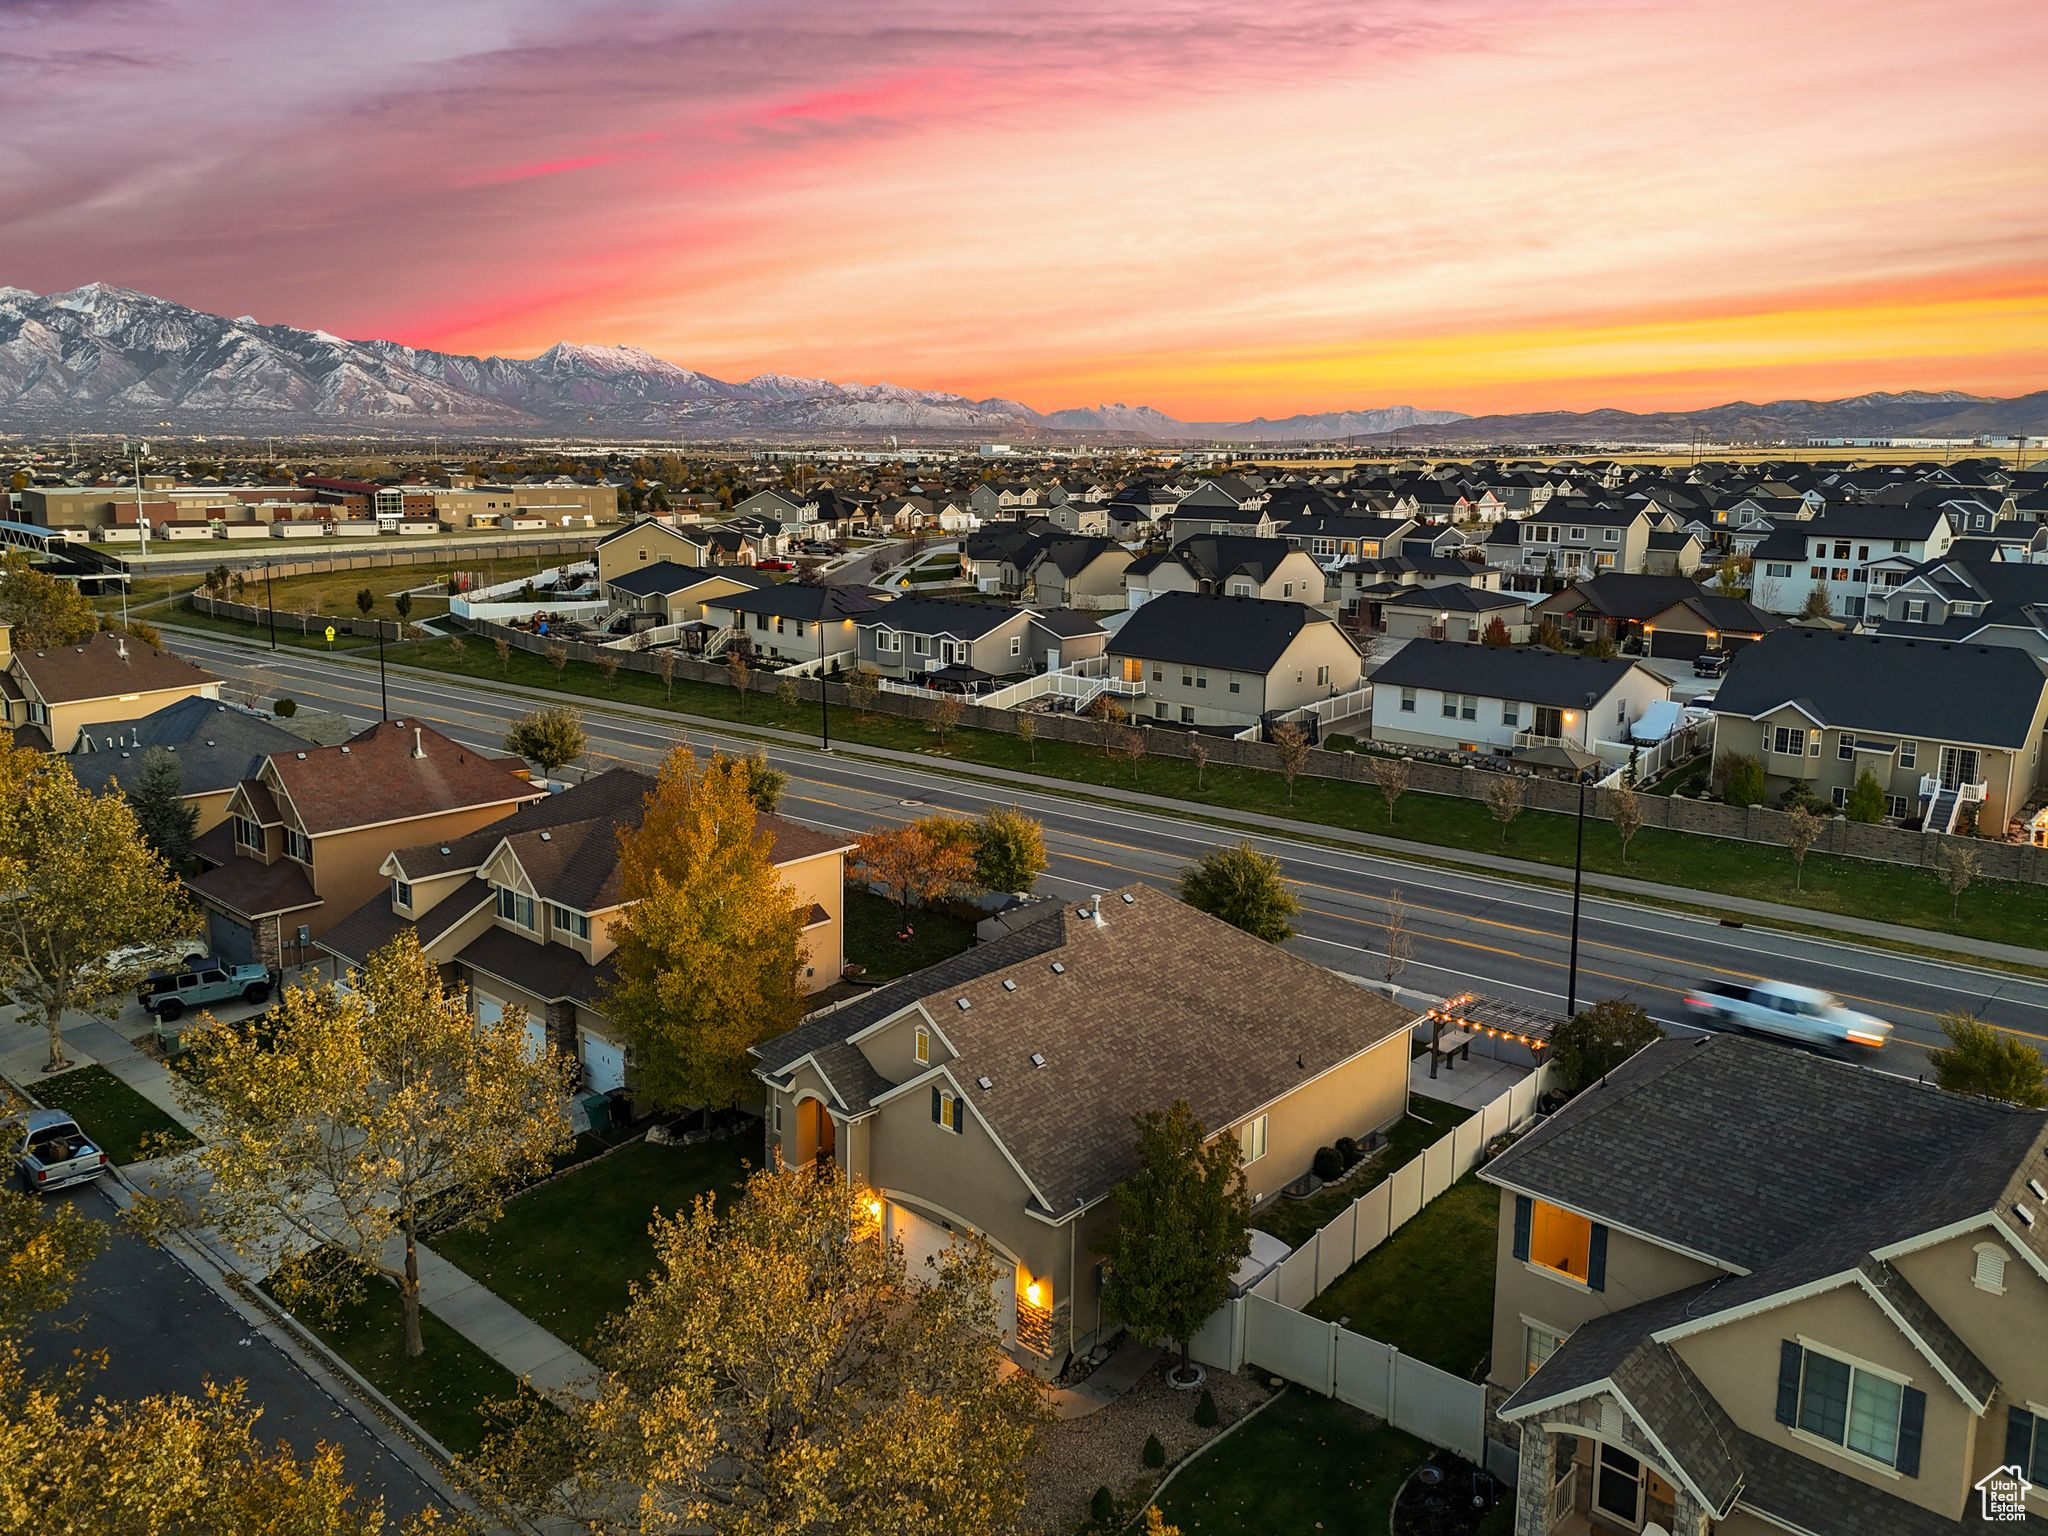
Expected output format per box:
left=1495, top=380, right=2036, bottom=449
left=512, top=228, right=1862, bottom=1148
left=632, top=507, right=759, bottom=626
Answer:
left=474, top=990, right=547, bottom=1058
left=580, top=1030, right=626, bottom=1094
left=885, top=1202, right=1017, bottom=1344
left=473, top=991, right=505, bottom=1028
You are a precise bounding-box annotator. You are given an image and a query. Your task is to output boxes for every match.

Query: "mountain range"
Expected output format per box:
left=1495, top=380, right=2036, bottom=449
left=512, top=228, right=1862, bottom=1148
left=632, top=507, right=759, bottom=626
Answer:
left=0, top=284, right=2040, bottom=444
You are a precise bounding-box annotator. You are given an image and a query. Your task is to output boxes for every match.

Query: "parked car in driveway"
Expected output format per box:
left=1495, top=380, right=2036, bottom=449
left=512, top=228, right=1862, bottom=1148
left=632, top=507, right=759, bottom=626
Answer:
left=1683, top=979, right=1892, bottom=1056
left=137, top=957, right=276, bottom=1020
left=11, top=1109, right=107, bottom=1194
left=1692, top=650, right=1729, bottom=678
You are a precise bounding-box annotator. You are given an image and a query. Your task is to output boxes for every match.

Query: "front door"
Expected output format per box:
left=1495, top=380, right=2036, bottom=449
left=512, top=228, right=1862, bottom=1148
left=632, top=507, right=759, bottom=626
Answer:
left=1593, top=1443, right=1643, bottom=1527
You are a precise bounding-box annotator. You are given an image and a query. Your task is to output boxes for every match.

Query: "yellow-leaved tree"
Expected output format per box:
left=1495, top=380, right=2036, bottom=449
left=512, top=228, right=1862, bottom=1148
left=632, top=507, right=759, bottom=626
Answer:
left=480, top=1159, right=1046, bottom=1535
left=602, top=747, right=807, bottom=1111
left=0, top=750, right=194, bottom=1071
left=171, top=929, right=576, bottom=1357
left=0, top=551, right=98, bottom=649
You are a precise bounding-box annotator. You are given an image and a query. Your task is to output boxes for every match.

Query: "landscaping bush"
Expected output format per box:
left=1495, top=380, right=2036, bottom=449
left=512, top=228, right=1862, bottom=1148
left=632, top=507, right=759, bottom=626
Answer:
left=1142, top=1433, right=1166, bottom=1469
left=1312, top=1145, right=1344, bottom=1181
left=1194, top=1387, right=1219, bottom=1427
left=273, top=696, right=297, bottom=718
left=1714, top=751, right=1765, bottom=807
left=1335, top=1135, right=1363, bottom=1168
left=1090, top=1486, right=1116, bottom=1524
left=1776, top=783, right=1827, bottom=815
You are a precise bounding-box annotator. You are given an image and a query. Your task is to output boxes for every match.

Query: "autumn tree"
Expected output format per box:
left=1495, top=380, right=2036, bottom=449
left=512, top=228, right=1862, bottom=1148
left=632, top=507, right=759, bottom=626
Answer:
left=0, top=552, right=97, bottom=649
left=774, top=675, right=799, bottom=713
left=545, top=640, right=569, bottom=675
left=1177, top=840, right=1297, bottom=943
left=1485, top=774, right=1524, bottom=844
left=715, top=750, right=786, bottom=814
left=171, top=929, right=574, bottom=1358
left=128, top=746, right=198, bottom=871
left=596, top=649, right=622, bottom=692
left=1938, top=838, right=1980, bottom=917
left=1531, top=618, right=1569, bottom=652
left=1480, top=615, right=1513, bottom=647
left=480, top=1161, right=1044, bottom=1536
left=1015, top=710, right=1039, bottom=764
left=1927, top=1012, right=2048, bottom=1108
left=973, top=805, right=1047, bottom=893
left=1783, top=805, right=1825, bottom=890
left=1369, top=754, right=1409, bottom=824
left=845, top=664, right=881, bottom=720
left=1187, top=737, right=1209, bottom=790
left=1605, top=782, right=1644, bottom=864
left=1115, top=725, right=1145, bottom=782
left=1270, top=719, right=1311, bottom=805
left=0, top=1183, right=103, bottom=1332
left=604, top=748, right=809, bottom=1110
left=727, top=648, right=751, bottom=713
left=657, top=645, right=678, bottom=702
left=854, top=816, right=977, bottom=910
left=0, top=752, right=192, bottom=1071
left=1098, top=1101, right=1251, bottom=1387
left=1551, top=998, right=1664, bottom=1092
left=503, top=703, right=587, bottom=778
left=493, top=631, right=512, bottom=674
left=928, top=690, right=965, bottom=747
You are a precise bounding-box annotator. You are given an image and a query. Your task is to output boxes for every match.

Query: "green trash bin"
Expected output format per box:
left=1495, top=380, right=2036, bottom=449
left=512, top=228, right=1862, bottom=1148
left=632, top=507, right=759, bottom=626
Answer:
left=578, top=1092, right=612, bottom=1132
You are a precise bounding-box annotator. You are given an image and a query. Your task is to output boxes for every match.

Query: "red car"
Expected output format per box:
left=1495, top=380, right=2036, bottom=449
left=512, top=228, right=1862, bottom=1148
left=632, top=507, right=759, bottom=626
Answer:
left=753, top=558, right=797, bottom=572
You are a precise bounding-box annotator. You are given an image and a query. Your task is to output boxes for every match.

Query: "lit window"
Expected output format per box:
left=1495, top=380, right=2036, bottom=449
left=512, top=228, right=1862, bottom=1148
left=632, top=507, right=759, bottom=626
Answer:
left=914, top=1027, right=929, bottom=1065
left=930, top=1087, right=963, bottom=1134
left=1513, top=1196, right=1604, bottom=1288
left=1237, top=1114, right=1268, bottom=1164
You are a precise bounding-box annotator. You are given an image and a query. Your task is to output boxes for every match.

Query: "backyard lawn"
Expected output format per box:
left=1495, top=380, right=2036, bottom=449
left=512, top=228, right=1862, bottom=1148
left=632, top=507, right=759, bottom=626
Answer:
left=32, top=1065, right=195, bottom=1165
left=1157, top=1391, right=1429, bottom=1536
left=1307, top=1176, right=1501, bottom=1379
left=843, top=887, right=977, bottom=981
left=1254, top=1099, right=1472, bottom=1251
left=432, top=1136, right=752, bottom=1351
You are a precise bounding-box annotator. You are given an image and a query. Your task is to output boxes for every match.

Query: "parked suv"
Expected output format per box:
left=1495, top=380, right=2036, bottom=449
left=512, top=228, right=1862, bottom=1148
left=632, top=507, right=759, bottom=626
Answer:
left=137, top=957, right=276, bottom=1020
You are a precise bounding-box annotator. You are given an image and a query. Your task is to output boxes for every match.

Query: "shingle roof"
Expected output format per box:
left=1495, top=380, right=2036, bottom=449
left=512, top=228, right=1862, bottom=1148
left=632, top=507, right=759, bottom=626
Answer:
left=604, top=561, right=774, bottom=598
left=264, top=719, right=542, bottom=837
left=1710, top=628, right=2048, bottom=747
left=1107, top=592, right=1344, bottom=673
left=1378, top=584, right=1527, bottom=614
left=10, top=630, right=215, bottom=705
left=1168, top=534, right=1303, bottom=585
left=1550, top=573, right=1708, bottom=620
left=64, top=697, right=305, bottom=799
left=1369, top=641, right=1649, bottom=708
left=704, top=583, right=883, bottom=622
left=184, top=849, right=319, bottom=919
left=854, top=596, right=1028, bottom=641
left=757, top=887, right=1414, bottom=1214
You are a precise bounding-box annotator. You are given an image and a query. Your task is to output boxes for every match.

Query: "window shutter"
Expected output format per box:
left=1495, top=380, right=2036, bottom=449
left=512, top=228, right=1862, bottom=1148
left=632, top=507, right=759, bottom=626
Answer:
left=1512, top=1196, right=1532, bottom=1262
left=930, top=1086, right=942, bottom=1124
left=2008, top=1407, right=2036, bottom=1475
left=1774, top=1340, right=1802, bottom=1426
left=1896, top=1386, right=1925, bottom=1477
left=1587, top=1225, right=1608, bottom=1292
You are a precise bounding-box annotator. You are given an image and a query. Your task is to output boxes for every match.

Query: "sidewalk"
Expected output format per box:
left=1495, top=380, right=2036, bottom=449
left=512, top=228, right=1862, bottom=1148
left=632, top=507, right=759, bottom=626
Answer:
left=0, top=998, right=599, bottom=1401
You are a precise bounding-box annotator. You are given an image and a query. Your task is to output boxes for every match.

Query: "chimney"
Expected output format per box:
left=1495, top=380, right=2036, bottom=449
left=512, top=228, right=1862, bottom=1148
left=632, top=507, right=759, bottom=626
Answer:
left=412, top=727, right=426, bottom=759
left=1089, top=894, right=1106, bottom=930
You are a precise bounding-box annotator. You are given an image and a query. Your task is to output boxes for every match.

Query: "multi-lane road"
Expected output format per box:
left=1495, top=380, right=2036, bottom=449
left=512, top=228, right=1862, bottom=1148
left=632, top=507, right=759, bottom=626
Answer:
left=166, top=629, right=2048, bottom=1070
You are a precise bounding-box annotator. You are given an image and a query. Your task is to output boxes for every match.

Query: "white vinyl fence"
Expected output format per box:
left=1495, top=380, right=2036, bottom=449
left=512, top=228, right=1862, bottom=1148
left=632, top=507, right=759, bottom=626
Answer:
left=1195, top=1064, right=1555, bottom=1467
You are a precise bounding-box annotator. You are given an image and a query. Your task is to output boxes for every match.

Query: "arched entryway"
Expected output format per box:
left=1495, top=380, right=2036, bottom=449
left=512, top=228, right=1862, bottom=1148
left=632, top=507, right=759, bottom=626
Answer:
left=794, top=1096, right=836, bottom=1166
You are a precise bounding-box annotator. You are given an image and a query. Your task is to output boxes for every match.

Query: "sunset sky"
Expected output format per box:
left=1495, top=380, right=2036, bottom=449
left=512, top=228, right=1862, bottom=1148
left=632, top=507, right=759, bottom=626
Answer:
left=4, top=0, right=2045, bottom=419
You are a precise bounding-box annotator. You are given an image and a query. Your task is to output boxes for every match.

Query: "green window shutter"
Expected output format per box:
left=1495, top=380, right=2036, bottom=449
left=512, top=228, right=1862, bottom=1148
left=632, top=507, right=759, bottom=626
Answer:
left=1774, top=1340, right=1801, bottom=1427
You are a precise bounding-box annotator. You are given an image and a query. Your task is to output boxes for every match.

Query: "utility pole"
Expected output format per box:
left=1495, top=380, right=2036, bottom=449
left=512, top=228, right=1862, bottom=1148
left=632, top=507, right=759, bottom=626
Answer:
left=377, top=621, right=390, bottom=719
left=264, top=560, right=278, bottom=651
left=818, top=609, right=833, bottom=751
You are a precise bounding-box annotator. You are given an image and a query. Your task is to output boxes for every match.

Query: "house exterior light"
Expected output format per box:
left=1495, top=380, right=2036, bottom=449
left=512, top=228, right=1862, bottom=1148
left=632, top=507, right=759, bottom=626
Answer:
left=1025, top=1280, right=1043, bottom=1307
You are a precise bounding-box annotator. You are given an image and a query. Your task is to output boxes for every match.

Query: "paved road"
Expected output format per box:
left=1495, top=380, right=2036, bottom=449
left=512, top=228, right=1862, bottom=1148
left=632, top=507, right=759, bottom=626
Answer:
left=27, top=1181, right=446, bottom=1522
left=169, top=630, right=2048, bottom=1071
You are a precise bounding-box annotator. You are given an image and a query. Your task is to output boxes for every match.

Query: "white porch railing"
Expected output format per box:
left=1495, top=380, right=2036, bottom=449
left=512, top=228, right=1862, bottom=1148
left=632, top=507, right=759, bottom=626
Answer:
left=603, top=622, right=679, bottom=650
left=1918, top=772, right=1988, bottom=804
left=778, top=649, right=856, bottom=678
left=701, top=624, right=739, bottom=659
left=1513, top=730, right=1565, bottom=751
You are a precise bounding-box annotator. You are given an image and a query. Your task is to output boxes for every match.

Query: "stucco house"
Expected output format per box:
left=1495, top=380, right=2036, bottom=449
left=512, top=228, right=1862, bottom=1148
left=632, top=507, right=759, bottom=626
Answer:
left=1124, top=535, right=1329, bottom=611
left=752, top=885, right=1416, bottom=1376
left=1, top=624, right=219, bottom=752
left=1368, top=644, right=1668, bottom=758
left=1107, top=591, right=1366, bottom=732
left=701, top=583, right=883, bottom=668
left=1380, top=584, right=1533, bottom=643
left=63, top=696, right=309, bottom=836
left=1026, top=536, right=1132, bottom=610
left=1486, top=1031, right=2048, bottom=1536
left=854, top=597, right=1042, bottom=686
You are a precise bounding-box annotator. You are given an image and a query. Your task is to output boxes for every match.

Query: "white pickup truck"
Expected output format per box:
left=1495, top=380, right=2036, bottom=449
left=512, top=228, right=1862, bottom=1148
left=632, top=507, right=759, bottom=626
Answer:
left=1683, top=980, right=1892, bottom=1056
left=11, top=1109, right=108, bottom=1195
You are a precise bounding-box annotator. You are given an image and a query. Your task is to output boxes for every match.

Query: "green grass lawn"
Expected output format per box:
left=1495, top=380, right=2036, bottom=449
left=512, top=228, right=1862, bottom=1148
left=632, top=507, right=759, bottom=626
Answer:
left=261, top=1277, right=520, bottom=1456
left=1307, top=1176, right=1500, bottom=1379
left=1158, top=1391, right=1428, bottom=1536
left=842, top=887, right=977, bottom=981
left=432, top=1137, right=751, bottom=1352
left=1254, top=1099, right=1472, bottom=1250
left=167, top=598, right=377, bottom=652
left=32, top=1064, right=195, bottom=1165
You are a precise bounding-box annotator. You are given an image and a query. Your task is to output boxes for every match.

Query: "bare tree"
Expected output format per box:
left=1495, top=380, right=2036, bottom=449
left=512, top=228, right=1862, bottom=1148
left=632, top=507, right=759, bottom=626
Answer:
left=493, top=632, right=512, bottom=674
left=1381, top=888, right=1412, bottom=985
left=845, top=665, right=880, bottom=720
left=1015, top=711, right=1038, bottom=765
left=596, top=649, right=622, bottom=693
left=1270, top=720, right=1311, bottom=806
left=1783, top=805, right=1826, bottom=890
left=1605, top=783, right=1644, bottom=864
left=727, top=648, right=751, bottom=714
left=657, top=646, right=677, bottom=704
left=1086, top=694, right=1127, bottom=758
left=1485, top=775, right=1524, bottom=844
left=1938, top=839, right=1980, bottom=918
left=1188, top=737, right=1210, bottom=791
left=544, top=641, right=569, bottom=675
left=1369, top=755, right=1409, bottom=825
left=1115, top=726, right=1145, bottom=782
left=448, top=633, right=467, bottom=659
left=928, top=691, right=965, bottom=747
left=775, top=676, right=800, bottom=712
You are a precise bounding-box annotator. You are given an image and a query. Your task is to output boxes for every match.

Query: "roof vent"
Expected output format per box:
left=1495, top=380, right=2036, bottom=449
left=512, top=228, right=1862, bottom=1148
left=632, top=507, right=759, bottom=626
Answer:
left=1001, top=978, right=1017, bottom=992
left=2018, top=1204, right=2038, bottom=1228
left=340, top=745, right=350, bottom=754
left=412, top=727, right=426, bottom=758
left=1120, top=892, right=1136, bottom=904
left=438, top=845, right=451, bottom=855
left=295, top=752, right=306, bottom=760
left=539, top=830, right=552, bottom=841
left=955, top=997, right=971, bottom=1012
left=1050, top=962, right=1065, bottom=975
left=1030, top=1052, right=1045, bottom=1068
left=2031, top=1178, right=2048, bottom=1202
left=976, top=1075, right=992, bottom=1090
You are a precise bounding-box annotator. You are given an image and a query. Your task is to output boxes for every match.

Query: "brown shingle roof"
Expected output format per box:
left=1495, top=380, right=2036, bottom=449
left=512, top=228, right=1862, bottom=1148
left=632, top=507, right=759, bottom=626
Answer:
left=10, top=631, right=215, bottom=705
left=185, top=852, right=319, bottom=920
left=265, top=719, right=541, bottom=836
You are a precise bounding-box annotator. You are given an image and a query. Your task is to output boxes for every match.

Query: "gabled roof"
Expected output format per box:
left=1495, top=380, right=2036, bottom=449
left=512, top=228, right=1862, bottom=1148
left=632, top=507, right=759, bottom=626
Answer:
left=1369, top=641, right=1649, bottom=708
left=1378, top=584, right=1527, bottom=614
left=854, top=596, right=1029, bottom=641
left=9, top=630, right=215, bottom=705
left=1167, top=534, right=1308, bottom=586
left=704, top=583, right=883, bottom=623
left=1029, top=535, right=1129, bottom=579
left=64, top=696, right=305, bottom=798
left=604, top=561, right=774, bottom=598
left=1107, top=592, right=1348, bottom=673
left=263, top=719, right=542, bottom=837
left=1543, top=574, right=1708, bottom=620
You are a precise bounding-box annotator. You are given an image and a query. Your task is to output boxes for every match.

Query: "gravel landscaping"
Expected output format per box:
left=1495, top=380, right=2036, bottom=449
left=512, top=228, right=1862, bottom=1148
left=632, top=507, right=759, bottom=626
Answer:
left=1023, top=1361, right=1274, bottom=1535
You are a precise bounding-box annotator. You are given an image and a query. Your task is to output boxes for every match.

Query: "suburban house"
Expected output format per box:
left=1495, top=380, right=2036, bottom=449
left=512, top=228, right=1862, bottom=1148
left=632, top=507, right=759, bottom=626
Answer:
left=1487, top=1031, right=2048, bottom=1536
left=1639, top=593, right=1782, bottom=661
left=1124, top=535, right=1329, bottom=610
left=1330, top=554, right=1500, bottom=627
left=1368, top=644, right=1668, bottom=759
left=1505, top=506, right=1654, bottom=584
left=1379, top=585, right=1533, bottom=643
left=1864, top=554, right=2048, bottom=656
left=853, top=597, right=1042, bottom=686
left=596, top=518, right=716, bottom=583
left=1106, top=591, right=1366, bottom=732
left=701, top=583, right=883, bottom=668
left=185, top=719, right=545, bottom=967
left=1024, top=536, right=1133, bottom=610
left=1531, top=575, right=1723, bottom=649
left=751, top=886, right=1415, bottom=1375
left=1645, top=529, right=1706, bottom=577
left=962, top=519, right=1061, bottom=594
left=63, top=696, right=310, bottom=834
left=320, top=766, right=849, bottom=1102
left=601, top=561, right=775, bottom=627
left=1164, top=505, right=1279, bottom=543
left=1278, top=513, right=1420, bottom=563
left=1, top=625, right=219, bottom=751
left=1708, top=629, right=2048, bottom=831
left=733, top=486, right=820, bottom=529
left=1747, top=507, right=1956, bottom=619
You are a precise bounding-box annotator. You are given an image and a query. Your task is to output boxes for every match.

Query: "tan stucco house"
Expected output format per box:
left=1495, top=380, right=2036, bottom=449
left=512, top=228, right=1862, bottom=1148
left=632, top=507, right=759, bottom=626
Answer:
left=1107, top=591, right=1366, bottom=733
left=752, top=885, right=1415, bottom=1376
left=1, top=624, right=219, bottom=751
left=1484, top=1032, right=2048, bottom=1536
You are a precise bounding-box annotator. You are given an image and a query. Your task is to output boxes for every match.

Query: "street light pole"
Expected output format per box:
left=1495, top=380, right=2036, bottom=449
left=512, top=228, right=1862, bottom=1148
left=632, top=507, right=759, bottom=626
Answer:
left=818, top=619, right=832, bottom=751
left=377, top=623, right=390, bottom=720
left=1565, top=776, right=1587, bottom=1020
left=264, top=561, right=277, bottom=651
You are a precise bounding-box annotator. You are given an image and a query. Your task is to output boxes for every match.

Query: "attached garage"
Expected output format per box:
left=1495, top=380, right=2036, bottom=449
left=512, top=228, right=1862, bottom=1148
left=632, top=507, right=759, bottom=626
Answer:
left=884, top=1200, right=1018, bottom=1345
left=579, top=1029, right=627, bottom=1094
left=203, top=909, right=257, bottom=966
left=473, top=989, right=547, bottom=1060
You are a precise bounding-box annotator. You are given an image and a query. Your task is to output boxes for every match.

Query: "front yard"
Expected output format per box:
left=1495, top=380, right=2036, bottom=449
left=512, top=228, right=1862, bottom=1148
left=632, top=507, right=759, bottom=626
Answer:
left=432, top=1135, right=752, bottom=1352
left=1306, top=1176, right=1500, bottom=1378
left=1253, top=1098, right=1472, bottom=1251
left=32, top=1065, right=195, bottom=1165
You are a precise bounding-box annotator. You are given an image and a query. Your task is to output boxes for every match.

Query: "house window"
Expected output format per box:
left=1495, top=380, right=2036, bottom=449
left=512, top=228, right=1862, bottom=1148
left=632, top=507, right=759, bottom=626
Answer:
left=1771, top=726, right=1807, bottom=757
left=912, top=635, right=932, bottom=657
left=550, top=904, right=591, bottom=941
left=1502, top=701, right=1520, bottom=728
left=1195, top=671, right=1208, bottom=690
left=1180, top=706, right=1195, bottom=724
left=1152, top=669, right=1164, bottom=682
left=392, top=878, right=413, bottom=910
left=233, top=815, right=263, bottom=851
left=878, top=631, right=900, bottom=653
left=930, top=1087, right=964, bottom=1134
left=1780, top=1342, right=1914, bottom=1470
left=1766, top=563, right=1792, bottom=578
left=283, top=828, right=312, bottom=865
left=1898, top=740, right=1917, bottom=769
left=1904, top=599, right=1927, bottom=622
left=1512, top=1196, right=1605, bottom=1288
left=1282, top=581, right=1294, bottom=598
left=1568, top=527, right=1585, bottom=543
left=1316, top=665, right=1330, bottom=687
left=1230, top=580, right=1253, bottom=597
left=1400, top=688, right=1417, bottom=714
left=1237, top=1113, right=1268, bottom=1164
left=1972, top=1242, right=2007, bottom=1293
left=1154, top=702, right=1169, bottom=719
left=914, top=1027, right=929, bottom=1065
left=496, top=888, right=537, bottom=930
left=1602, top=529, right=1618, bottom=543
left=1010, top=636, right=1023, bottom=657
left=1838, top=735, right=1856, bottom=760
left=1887, top=794, right=1911, bottom=819
left=1228, top=679, right=1241, bottom=693
left=1525, top=1321, right=1566, bottom=1380
left=2012, top=1405, right=2048, bottom=1485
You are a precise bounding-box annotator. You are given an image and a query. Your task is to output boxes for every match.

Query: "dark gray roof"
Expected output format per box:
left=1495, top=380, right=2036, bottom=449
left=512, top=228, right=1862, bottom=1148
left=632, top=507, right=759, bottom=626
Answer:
left=1169, top=534, right=1304, bottom=585
left=705, top=582, right=882, bottom=622
left=1369, top=641, right=1649, bottom=707
left=1027, top=608, right=1108, bottom=639
left=1378, top=584, right=1526, bottom=614
left=1546, top=573, right=1710, bottom=620
left=854, top=596, right=1028, bottom=641
left=1650, top=593, right=1781, bottom=636
left=1887, top=553, right=2048, bottom=628
left=1030, top=536, right=1129, bottom=579
left=1710, top=628, right=2048, bottom=747
left=1734, top=1429, right=2012, bottom=1533
left=1107, top=592, right=1345, bottom=673
left=65, top=697, right=306, bottom=799
left=604, top=561, right=772, bottom=598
